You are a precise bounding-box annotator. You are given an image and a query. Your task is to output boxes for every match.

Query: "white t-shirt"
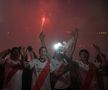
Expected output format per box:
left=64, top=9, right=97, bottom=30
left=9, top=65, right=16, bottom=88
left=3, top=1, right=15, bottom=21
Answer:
left=3, top=59, right=22, bottom=90
left=29, top=58, right=61, bottom=90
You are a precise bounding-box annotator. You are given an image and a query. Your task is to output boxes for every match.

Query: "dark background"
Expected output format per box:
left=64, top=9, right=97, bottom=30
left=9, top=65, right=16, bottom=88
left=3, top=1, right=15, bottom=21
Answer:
left=0, top=0, right=108, bottom=59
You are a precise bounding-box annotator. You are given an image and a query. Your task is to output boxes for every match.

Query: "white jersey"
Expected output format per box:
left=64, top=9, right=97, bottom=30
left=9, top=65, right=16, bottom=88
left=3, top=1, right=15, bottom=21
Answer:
left=3, top=59, right=22, bottom=90
left=29, top=59, right=60, bottom=90
left=76, top=60, right=99, bottom=90
left=9, top=70, right=22, bottom=90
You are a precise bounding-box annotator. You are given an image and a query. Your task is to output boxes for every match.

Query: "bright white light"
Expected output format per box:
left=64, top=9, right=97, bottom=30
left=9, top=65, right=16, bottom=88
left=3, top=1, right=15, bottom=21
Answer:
left=53, top=42, right=62, bottom=50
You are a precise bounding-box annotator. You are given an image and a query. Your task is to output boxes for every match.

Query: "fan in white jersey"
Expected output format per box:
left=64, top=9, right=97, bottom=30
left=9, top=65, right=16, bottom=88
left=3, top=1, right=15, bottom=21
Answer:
left=0, top=47, right=23, bottom=90
left=52, top=29, right=81, bottom=90
left=29, top=46, right=63, bottom=90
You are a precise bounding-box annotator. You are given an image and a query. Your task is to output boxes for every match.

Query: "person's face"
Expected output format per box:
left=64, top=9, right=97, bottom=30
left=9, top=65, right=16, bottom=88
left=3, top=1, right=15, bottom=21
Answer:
left=40, top=48, right=47, bottom=57
left=80, top=51, right=89, bottom=61
left=11, top=50, right=20, bottom=60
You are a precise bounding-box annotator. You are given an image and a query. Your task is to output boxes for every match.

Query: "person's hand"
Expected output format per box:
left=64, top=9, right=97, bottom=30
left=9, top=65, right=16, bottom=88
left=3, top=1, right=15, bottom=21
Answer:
left=39, top=32, right=45, bottom=41
left=93, top=44, right=100, bottom=52
left=20, top=47, right=27, bottom=57
left=70, top=28, right=79, bottom=39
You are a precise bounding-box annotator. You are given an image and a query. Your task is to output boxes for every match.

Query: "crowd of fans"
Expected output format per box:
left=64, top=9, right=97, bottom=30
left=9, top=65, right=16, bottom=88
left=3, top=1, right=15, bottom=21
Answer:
left=0, top=29, right=108, bottom=90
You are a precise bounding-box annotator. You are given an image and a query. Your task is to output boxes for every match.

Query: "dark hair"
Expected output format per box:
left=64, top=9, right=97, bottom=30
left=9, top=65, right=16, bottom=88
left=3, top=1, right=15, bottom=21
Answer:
left=39, top=46, right=47, bottom=55
left=79, top=49, right=90, bottom=59
left=10, top=47, right=20, bottom=59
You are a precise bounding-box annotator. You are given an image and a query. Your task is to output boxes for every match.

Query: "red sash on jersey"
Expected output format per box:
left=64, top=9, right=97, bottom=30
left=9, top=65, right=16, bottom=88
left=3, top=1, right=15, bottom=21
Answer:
left=54, top=63, right=70, bottom=86
left=3, top=64, right=21, bottom=89
left=33, top=60, right=50, bottom=90
left=81, top=63, right=96, bottom=90
left=54, top=63, right=65, bottom=76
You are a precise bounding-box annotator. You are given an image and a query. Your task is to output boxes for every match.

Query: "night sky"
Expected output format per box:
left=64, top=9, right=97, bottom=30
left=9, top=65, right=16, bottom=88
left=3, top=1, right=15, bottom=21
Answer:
left=0, top=0, right=108, bottom=58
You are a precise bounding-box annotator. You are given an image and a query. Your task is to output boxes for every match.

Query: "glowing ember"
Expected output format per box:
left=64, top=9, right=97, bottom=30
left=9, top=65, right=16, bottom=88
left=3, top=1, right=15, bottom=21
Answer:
left=42, top=18, right=45, bottom=22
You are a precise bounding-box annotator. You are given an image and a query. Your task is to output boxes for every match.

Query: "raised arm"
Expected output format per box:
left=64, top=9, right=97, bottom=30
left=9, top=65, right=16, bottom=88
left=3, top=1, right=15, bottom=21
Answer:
left=93, top=44, right=107, bottom=66
left=39, top=31, right=46, bottom=47
left=27, top=46, right=37, bottom=60
left=0, top=49, right=10, bottom=58
left=65, top=28, right=78, bottom=59
left=39, top=31, right=52, bottom=59
left=0, top=49, right=10, bottom=64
